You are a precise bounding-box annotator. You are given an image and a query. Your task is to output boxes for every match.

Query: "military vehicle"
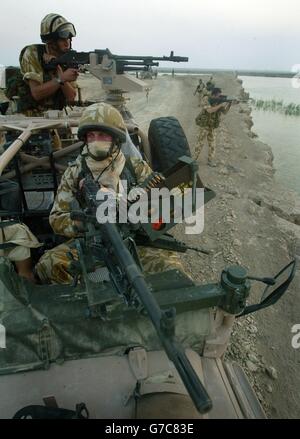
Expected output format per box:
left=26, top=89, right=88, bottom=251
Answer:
left=0, top=49, right=296, bottom=419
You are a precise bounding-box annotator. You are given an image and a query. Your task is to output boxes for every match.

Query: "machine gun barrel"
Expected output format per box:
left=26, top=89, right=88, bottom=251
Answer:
left=79, top=174, right=212, bottom=415
left=94, top=49, right=188, bottom=63
left=44, top=49, right=188, bottom=72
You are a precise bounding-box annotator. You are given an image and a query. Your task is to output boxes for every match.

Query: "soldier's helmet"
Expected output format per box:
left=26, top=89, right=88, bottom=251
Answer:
left=78, top=103, right=127, bottom=144
left=41, top=14, right=76, bottom=43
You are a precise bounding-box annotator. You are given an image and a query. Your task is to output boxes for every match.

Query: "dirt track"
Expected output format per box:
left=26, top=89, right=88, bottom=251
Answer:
left=81, top=72, right=300, bottom=418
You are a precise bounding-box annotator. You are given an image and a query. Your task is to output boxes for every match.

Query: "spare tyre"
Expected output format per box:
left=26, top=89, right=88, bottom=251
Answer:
left=148, top=117, right=191, bottom=172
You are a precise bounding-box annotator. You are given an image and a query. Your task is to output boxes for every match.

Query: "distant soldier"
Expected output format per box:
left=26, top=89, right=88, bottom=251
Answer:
left=194, top=79, right=205, bottom=106
left=205, top=76, right=215, bottom=93
left=195, top=87, right=232, bottom=166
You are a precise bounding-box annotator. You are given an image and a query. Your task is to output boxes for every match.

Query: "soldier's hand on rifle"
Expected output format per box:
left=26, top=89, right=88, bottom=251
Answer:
left=57, top=65, right=79, bottom=83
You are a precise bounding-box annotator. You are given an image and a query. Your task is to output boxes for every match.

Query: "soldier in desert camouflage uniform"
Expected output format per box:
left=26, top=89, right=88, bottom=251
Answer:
left=0, top=222, right=42, bottom=282
left=35, top=103, right=184, bottom=284
left=0, top=14, right=78, bottom=279
left=0, top=181, right=42, bottom=282
left=205, top=76, right=215, bottom=93
left=194, top=79, right=205, bottom=106
left=195, top=87, right=231, bottom=166
left=15, top=14, right=79, bottom=150
left=19, top=13, right=78, bottom=117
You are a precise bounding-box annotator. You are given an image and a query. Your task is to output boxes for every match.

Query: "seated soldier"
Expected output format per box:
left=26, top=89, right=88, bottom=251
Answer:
left=0, top=222, right=41, bottom=282
left=19, top=13, right=78, bottom=117
left=0, top=181, right=42, bottom=282
left=35, top=103, right=185, bottom=284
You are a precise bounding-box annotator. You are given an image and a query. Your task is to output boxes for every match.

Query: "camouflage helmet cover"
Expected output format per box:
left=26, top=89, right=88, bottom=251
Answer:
left=78, top=103, right=127, bottom=143
left=40, top=13, right=76, bottom=42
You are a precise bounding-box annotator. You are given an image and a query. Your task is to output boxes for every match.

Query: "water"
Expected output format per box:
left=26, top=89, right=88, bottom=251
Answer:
left=239, top=76, right=300, bottom=195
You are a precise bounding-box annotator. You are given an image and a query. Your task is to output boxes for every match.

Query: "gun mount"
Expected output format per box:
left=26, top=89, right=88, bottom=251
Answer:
left=44, top=48, right=188, bottom=107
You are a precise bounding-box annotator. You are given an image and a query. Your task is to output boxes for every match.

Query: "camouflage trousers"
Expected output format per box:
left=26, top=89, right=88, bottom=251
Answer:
left=195, top=127, right=217, bottom=161
left=35, top=241, right=185, bottom=285
left=197, top=93, right=204, bottom=106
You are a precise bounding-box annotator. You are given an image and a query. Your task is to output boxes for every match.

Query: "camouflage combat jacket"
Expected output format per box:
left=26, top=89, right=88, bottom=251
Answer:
left=195, top=95, right=223, bottom=129
left=50, top=153, right=152, bottom=238
left=18, top=44, right=76, bottom=116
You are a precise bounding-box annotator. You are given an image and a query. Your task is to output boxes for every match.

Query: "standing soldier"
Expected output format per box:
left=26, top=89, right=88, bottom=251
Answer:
left=205, top=76, right=215, bottom=93
left=0, top=14, right=79, bottom=279
left=18, top=13, right=79, bottom=117
left=195, top=88, right=231, bottom=166
left=194, top=79, right=205, bottom=106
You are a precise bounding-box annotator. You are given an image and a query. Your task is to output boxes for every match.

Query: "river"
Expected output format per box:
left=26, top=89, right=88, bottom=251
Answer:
left=239, top=76, right=300, bottom=195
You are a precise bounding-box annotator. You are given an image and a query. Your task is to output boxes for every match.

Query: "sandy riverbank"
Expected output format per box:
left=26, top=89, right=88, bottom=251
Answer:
left=116, top=72, right=299, bottom=418
left=78, top=71, right=300, bottom=417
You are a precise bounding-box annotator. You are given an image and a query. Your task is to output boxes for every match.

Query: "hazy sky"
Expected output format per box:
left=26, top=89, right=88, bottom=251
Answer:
left=0, top=0, right=299, bottom=70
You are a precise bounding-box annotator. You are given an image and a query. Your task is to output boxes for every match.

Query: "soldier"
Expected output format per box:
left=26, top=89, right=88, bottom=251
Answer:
left=0, top=182, right=42, bottom=282
left=35, top=103, right=185, bottom=284
left=19, top=13, right=78, bottom=117
left=205, top=76, right=215, bottom=93
left=0, top=14, right=78, bottom=280
left=0, top=222, right=41, bottom=282
left=194, top=79, right=205, bottom=106
left=195, top=87, right=231, bottom=166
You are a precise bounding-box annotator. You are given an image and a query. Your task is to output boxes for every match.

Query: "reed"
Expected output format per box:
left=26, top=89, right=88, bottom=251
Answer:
left=252, top=99, right=300, bottom=116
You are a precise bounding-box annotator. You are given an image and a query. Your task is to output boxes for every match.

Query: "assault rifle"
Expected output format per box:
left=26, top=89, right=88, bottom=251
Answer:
left=209, top=94, right=250, bottom=106
left=70, top=171, right=212, bottom=415
left=44, top=48, right=189, bottom=74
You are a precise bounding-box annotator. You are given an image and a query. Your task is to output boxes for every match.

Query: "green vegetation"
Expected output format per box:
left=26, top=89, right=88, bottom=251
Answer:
left=252, top=99, right=300, bottom=116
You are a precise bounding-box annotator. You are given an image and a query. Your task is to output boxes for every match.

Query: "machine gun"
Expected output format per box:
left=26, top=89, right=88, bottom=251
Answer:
left=42, top=48, right=188, bottom=100
left=70, top=171, right=213, bottom=414
left=69, top=170, right=296, bottom=414
left=44, top=48, right=188, bottom=74
left=209, top=94, right=250, bottom=106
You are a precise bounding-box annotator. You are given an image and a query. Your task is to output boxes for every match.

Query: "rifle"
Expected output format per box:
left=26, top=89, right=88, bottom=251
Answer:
left=209, top=94, right=250, bottom=106
left=44, top=48, right=189, bottom=74
left=70, top=171, right=212, bottom=415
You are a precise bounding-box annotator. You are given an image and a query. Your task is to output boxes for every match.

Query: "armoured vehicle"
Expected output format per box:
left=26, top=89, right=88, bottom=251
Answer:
left=0, top=49, right=296, bottom=419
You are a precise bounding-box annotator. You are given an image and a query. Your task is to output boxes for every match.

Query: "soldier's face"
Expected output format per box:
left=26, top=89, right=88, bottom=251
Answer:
left=56, top=38, right=71, bottom=53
